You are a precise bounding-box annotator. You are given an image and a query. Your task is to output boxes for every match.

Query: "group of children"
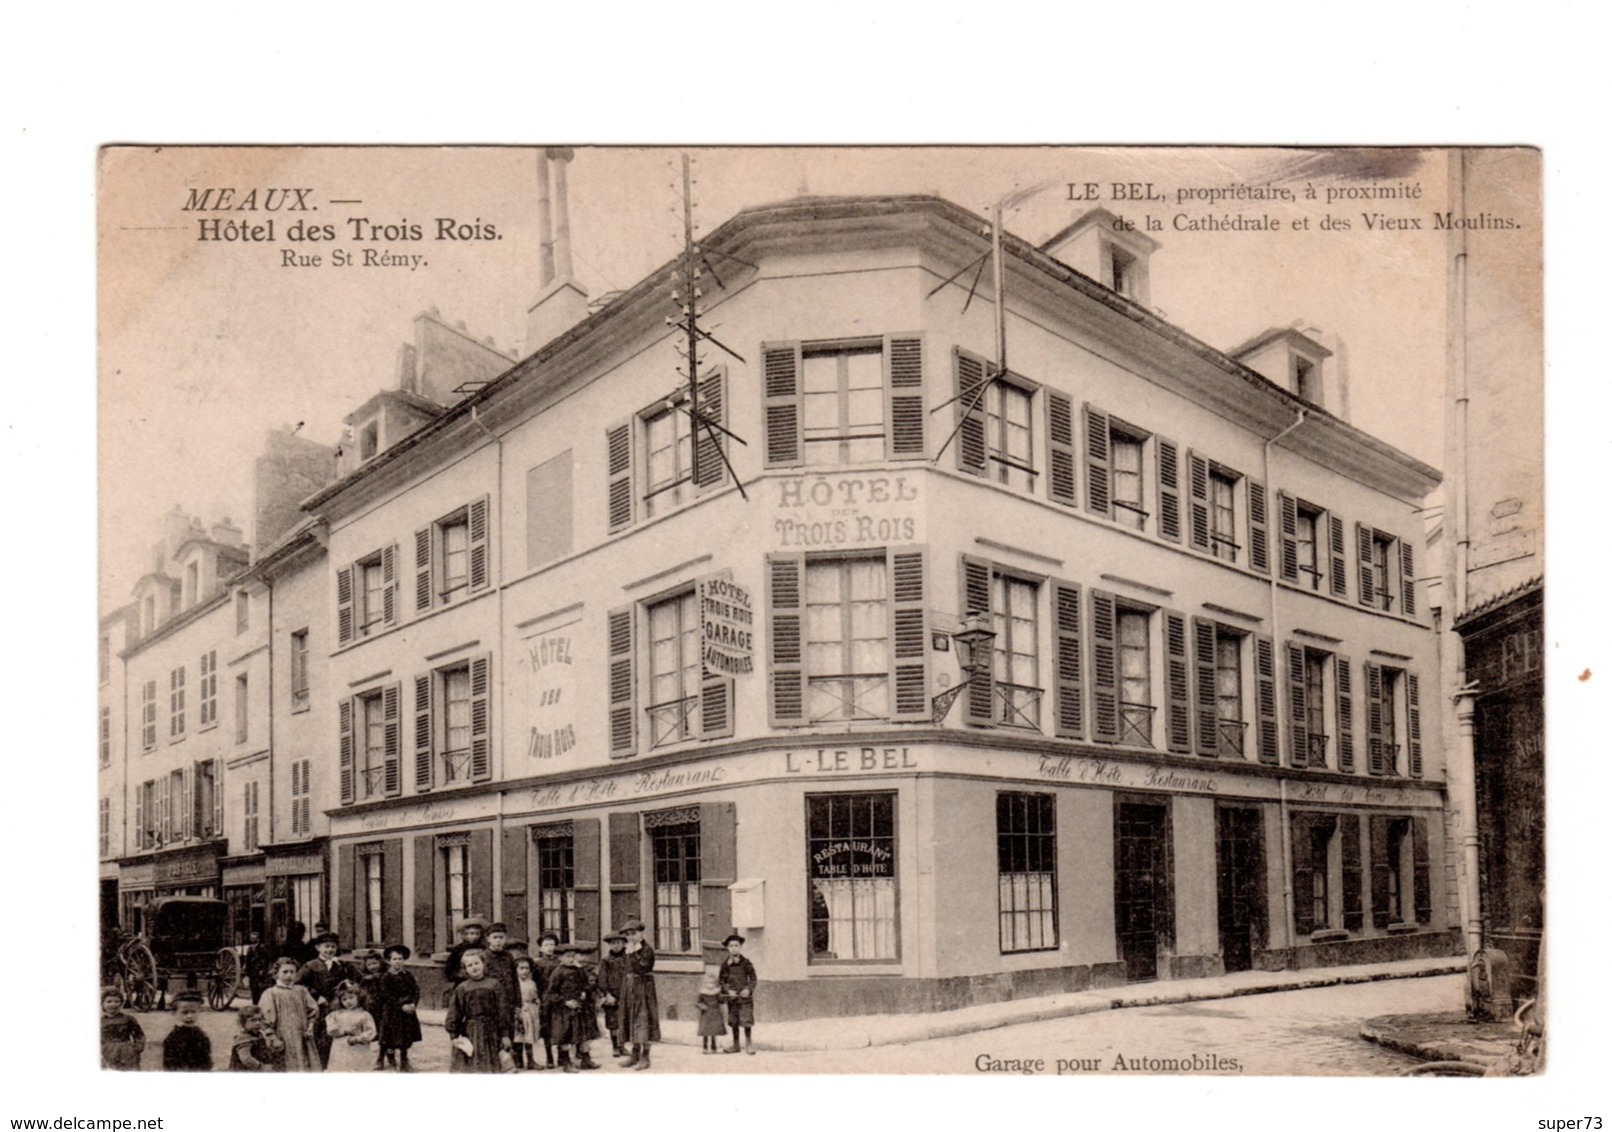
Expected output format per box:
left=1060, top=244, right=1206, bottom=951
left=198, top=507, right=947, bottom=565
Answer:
left=100, top=919, right=760, bottom=1072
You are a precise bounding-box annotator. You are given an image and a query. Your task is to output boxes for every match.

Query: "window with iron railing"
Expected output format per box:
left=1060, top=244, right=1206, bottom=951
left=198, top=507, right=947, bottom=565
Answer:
left=1210, top=470, right=1240, bottom=563
left=805, top=557, right=890, bottom=723
left=1215, top=632, right=1244, bottom=755
left=360, top=691, right=386, bottom=799
left=1118, top=607, right=1153, bottom=746
left=992, top=574, right=1040, bottom=729
left=1111, top=429, right=1148, bottom=531
left=647, top=590, right=699, bottom=748
left=441, top=665, right=472, bottom=783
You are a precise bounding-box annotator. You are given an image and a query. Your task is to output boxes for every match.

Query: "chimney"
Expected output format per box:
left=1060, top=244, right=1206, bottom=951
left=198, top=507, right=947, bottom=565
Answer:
left=397, top=341, right=418, bottom=393
left=162, top=505, right=193, bottom=561
left=526, top=146, right=590, bottom=354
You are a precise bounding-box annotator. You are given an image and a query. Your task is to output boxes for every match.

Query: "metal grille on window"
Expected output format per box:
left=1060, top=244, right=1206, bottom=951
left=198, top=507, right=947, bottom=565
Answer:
left=647, top=591, right=699, bottom=747
left=808, top=793, right=896, bottom=960
left=992, top=574, right=1041, bottom=729
left=998, top=793, right=1057, bottom=952
left=805, top=558, right=889, bottom=723
left=650, top=819, right=701, bottom=953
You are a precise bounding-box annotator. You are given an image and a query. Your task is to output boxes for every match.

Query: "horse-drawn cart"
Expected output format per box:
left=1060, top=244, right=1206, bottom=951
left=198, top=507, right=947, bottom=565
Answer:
left=115, top=896, right=240, bottom=1011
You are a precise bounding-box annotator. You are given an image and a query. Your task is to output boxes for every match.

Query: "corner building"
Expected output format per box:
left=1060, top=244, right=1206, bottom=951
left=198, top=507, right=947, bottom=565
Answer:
left=308, top=196, right=1452, bottom=1017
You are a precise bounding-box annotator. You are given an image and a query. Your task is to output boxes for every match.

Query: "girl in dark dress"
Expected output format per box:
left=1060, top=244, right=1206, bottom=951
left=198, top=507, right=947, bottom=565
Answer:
left=100, top=986, right=145, bottom=1071
left=615, top=920, right=660, bottom=1071
left=443, top=950, right=511, bottom=1073
left=375, top=944, right=422, bottom=1071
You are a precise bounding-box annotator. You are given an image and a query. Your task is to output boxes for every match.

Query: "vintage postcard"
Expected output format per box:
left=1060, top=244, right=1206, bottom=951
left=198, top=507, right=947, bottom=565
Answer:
left=95, top=145, right=1543, bottom=1080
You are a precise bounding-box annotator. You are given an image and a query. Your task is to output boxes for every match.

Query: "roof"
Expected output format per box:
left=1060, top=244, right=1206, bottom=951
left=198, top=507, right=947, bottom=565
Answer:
left=1227, top=326, right=1334, bottom=361
left=1040, top=206, right=1161, bottom=253
left=1454, top=574, right=1543, bottom=631
left=345, top=387, right=448, bottom=424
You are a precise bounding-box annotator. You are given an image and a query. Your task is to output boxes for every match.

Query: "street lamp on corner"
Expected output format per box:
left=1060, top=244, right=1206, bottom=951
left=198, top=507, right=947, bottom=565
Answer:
left=932, top=611, right=996, bottom=724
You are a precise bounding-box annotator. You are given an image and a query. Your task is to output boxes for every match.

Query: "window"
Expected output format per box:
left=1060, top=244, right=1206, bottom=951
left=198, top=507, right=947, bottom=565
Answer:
left=290, top=874, right=323, bottom=930
left=168, top=666, right=186, bottom=739
left=1214, top=630, right=1245, bottom=756
left=410, top=657, right=490, bottom=790
left=166, top=768, right=185, bottom=841
left=808, top=793, right=897, bottom=962
left=99, top=707, right=111, bottom=767
left=137, top=780, right=157, bottom=848
left=193, top=759, right=220, bottom=839
left=535, top=827, right=576, bottom=943
left=360, top=850, right=384, bottom=946
left=646, top=590, right=699, bottom=748
left=243, top=780, right=259, bottom=852
left=991, top=572, right=1040, bottom=729
left=361, top=558, right=385, bottom=634
left=984, top=379, right=1036, bottom=491
left=1371, top=815, right=1428, bottom=928
left=199, top=650, right=217, bottom=727
left=1107, top=243, right=1137, bottom=297
left=441, top=665, right=472, bottom=784
left=235, top=674, right=249, bottom=744
left=99, top=797, right=111, bottom=858
left=644, top=400, right=694, bottom=515
left=1383, top=819, right=1408, bottom=923
left=441, top=513, right=469, bottom=596
left=441, top=839, right=469, bottom=930
left=1110, top=427, right=1147, bottom=530
left=1371, top=534, right=1393, bottom=611
left=99, top=635, right=111, bottom=686
left=1118, top=606, right=1153, bottom=746
left=290, top=759, right=311, bottom=837
left=804, top=342, right=885, bottom=466
left=185, top=562, right=199, bottom=608
left=414, top=503, right=488, bottom=613
left=142, top=594, right=156, bottom=636
left=998, top=793, right=1057, bottom=952
left=236, top=590, right=249, bottom=634
left=1295, top=503, right=1323, bottom=589
left=358, top=689, right=387, bottom=799
left=289, top=630, right=309, bottom=711
left=1210, top=468, right=1239, bottom=562
left=1369, top=665, right=1406, bottom=776
left=1293, top=356, right=1318, bottom=402
left=650, top=813, right=701, bottom=953
left=806, top=556, right=889, bottom=723
left=1305, top=649, right=1330, bottom=766
left=1308, top=822, right=1333, bottom=930
left=140, top=680, right=157, bottom=750
left=358, top=418, right=379, bottom=461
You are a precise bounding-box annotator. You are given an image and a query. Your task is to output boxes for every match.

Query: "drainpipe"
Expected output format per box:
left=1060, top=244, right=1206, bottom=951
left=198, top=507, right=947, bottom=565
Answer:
left=1453, top=684, right=1482, bottom=958
left=469, top=404, right=507, bottom=925
left=1263, top=410, right=1306, bottom=953
left=1278, top=779, right=1293, bottom=951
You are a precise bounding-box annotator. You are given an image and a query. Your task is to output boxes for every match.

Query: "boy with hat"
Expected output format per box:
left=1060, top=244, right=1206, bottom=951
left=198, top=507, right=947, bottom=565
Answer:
left=297, top=930, right=354, bottom=1069
left=442, top=915, right=487, bottom=986
left=542, top=944, right=600, bottom=1072
left=615, top=920, right=660, bottom=1071
left=531, top=930, right=562, bottom=1068
left=595, top=930, right=629, bottom=1057
left=718, top=931, right=758, bottom=1054
left=481, top=923, right=521, bottom=1048
left=161, top=991, right=213, bottom=1071
left=100, top=986, right=145, bottom=1070
left=375, top=944, right=421, bottom=1071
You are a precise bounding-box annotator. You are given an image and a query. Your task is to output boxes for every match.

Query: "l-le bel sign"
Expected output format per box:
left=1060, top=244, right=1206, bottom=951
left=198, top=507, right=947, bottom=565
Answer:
left=786, top=746, right=918, bottom=774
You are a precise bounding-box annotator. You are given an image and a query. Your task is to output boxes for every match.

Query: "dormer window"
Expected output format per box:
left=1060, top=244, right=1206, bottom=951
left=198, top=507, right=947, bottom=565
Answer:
left=359, top=418, right=380, bottom=462
left=142, top=594, right=156, bottom=636
left=1107, top=244, right=1137, bottom=298
left=185, top=561, right=199, bottom=607
left=1293, top=356, right=1318, bottom=402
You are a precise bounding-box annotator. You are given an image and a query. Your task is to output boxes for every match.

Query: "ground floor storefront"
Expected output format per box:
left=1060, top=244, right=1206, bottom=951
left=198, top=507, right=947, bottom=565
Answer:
left=328, top=739, right=1459, bottom=1018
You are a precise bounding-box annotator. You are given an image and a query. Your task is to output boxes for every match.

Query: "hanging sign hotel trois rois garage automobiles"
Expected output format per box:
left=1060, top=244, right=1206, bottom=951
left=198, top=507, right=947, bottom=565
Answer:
left=698, top=570, right=754, bottom=679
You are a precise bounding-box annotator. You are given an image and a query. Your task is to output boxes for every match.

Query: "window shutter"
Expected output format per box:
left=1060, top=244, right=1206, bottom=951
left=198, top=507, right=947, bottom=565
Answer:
left=1192, top=618, right=1218, bottom=756
left=135, top=788, right=144, bottom=850
left=1336, top=656, right=1356, bottom=773
left=607, top=811, right=642, bottom=926
left=699, top=675, right=735, bottom=739
left=762, top=342, right=803, bottom=468
left=693, top=366, right=728, bottom=488
left=889, top=548, right=930, bottom=722
left=1045, top=391, right=1077, bottom=507
left=381, top=543, right=398, bottom=626
left=1255, top=635, right=1279, bottom=765
left=572, top=817, right=602, bottom=947
left=1287, top=644, right=1310, bottom=768
left=1369, top=815, right=1391, bottom=928
left=1156, top=435, right=1182, bottom=542
left=1328, top=514, right=1348, bottom=598
left=212, top=760, right=224, bottom=839
left=1356, top=523, right=1376, bottom=607
left=1291, top=813, right=1315, bottom=937
left=467, top=495, right=491, bottom=593
left=698, top=801, right=737, bottom=956
left=1341, top=815, right=1364, bottom=931
left=954, top=348, right=988, bottom=475
left=1082, top=403, right=1111, bottom=516
left=1412, top=816, right=1432, bottom=924
left=766, top=555, right=806, bottom=726
left=1399, top=540, right=1417, bottom=617
left=1187, top=450, right=1211, bottom=551
left=1053, top=580, right=1085, bottom=739
left=1365, top=663, right=1385, bottom=776
left=336, top=565, right=354, bottom=645
left=1089, top=589, right=1119, bottom=743
left=1163, top=610, right=1191, bottom=753
left=414, top=673, right=433, bottom=792
left=190, top=762, right=202, bottom=838
left=469, top=653, right=492, bottom=782
left=469, top=828, right=494, bottom=924
left=1278, top=492, right=1299, bottom=582
left=606, top=420, right=634, bottom=532
left=382, top=839, right=405, bottom=947
left=336, top=843, right=356, bottom=951
left=885, top=335, right=926, bottom=460
left=1406, top=672, right=1423, bottom=778
left=607, top=606, right=638, bottom=754
left=339, top=696, right=355, bottom=804
left=1248, top=480, right=1270, bottom=574
left=382, top=682, right=402, bottom=797
left=501, top=824, right=529, bottom=945
left=412, top=836, right=435, bottom=955
left=960, top=555, right=995, bottom=726
left=414, top=527, right=433, bottom=613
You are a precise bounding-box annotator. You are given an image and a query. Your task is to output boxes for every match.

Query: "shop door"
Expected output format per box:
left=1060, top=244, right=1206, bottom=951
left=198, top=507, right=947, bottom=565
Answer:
left=1215, top=806, right=1264, bottom=973
left=1114, top=801, right=1169, bottom=982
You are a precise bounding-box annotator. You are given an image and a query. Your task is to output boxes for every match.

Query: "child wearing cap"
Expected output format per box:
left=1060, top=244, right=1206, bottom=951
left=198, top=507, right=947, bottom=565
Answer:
left=596, top=931, right=628, bottom=1058
left=542, top=945, right=599, bottom=1072
left=229, top=1005, right=284, bottom=1072
left=481, top=923, right=521, bottom=1045
left=259, top=957, right=320, bottom=1072
left=100, top=986, right=145, bottom=1071
left=442, top=916, right=487, bottom=987
left=444, top=949, right=513, bottom=1073
left=615, top=920, right=661, bottom=1071
left=532, top=931, right=562, bottom=1069
left=375, top=944, right=422, bottom=1071
left=161, top=991, right=213, bottom=1071
left=718, top=932, right=759, bottom=1054
left=297, top=931, right=355, bottom=1069
left=324, top=981, right=378, bottom=1072
left=696, top=969, right=727, bottom=1053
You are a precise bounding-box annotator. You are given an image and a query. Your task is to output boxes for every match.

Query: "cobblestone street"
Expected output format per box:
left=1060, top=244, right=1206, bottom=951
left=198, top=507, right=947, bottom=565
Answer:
left=127, top=973, right=1454, bottom=1077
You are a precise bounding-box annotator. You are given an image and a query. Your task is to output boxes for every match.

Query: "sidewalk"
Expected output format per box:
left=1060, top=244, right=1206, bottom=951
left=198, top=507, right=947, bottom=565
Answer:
left=1358, top=1011, right=1521, bottom=1071
left=417, top=956, right=1462, bottom=1052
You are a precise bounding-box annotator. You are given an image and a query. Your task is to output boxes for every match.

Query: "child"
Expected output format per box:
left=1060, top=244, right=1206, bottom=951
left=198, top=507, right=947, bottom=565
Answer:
left=718, top=931, right=759, bottom=1054
left=443, top=949, right=511, bottom=1073
left=374, top=944, right=422, bottom=1071
left=324, top=981, right=378, bottom=1072
left=696, top=969, right=727, bottom=1053
left=596, top=931, right=627, bottom=1057
left=100, top=986, right=145, bottom=1071
left=615, top=919, right=660, bottom=1071
left=161, top=991, right=212, bottom=1071
left=513, top=955, right=543, bottom=1070
left=297, top=931, right=354, bottom=1069
left=481, top=923, right=520, bottom=1045
left=442, top=916, right=487, bottom=986
left=542, top=944, right=598, bottom=1072
left=531, top=931, right=561, bottom=1068
left=229, top=1005, right=284, bottom=1072
left=259, top=957, right=320, bottom=1071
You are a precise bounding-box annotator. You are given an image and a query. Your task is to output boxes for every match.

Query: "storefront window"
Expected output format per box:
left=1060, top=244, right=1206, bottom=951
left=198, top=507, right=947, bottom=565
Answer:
left=997, top=792, right=1057, bottom=952
left=536, top=830, right=576, bottom=943
left=808, top=793, right=897, bottom=961
left=290, top=874, right=323, bottom=932
left=650, top=817, right=701, bottom=953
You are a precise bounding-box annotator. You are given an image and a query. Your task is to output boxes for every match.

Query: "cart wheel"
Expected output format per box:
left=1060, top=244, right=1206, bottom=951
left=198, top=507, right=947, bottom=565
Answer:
left=123, top=942, right=159, bottom=1012
left=209, top=948, right=240, bottom=1010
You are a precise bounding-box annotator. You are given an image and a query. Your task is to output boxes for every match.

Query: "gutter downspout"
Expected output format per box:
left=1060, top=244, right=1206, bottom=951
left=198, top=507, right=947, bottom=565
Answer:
left=1264, top=409, right=1306, bottom=947
left=470, top=405, right=507, bottom=923
left=265, top=579, right=276, bottom=862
